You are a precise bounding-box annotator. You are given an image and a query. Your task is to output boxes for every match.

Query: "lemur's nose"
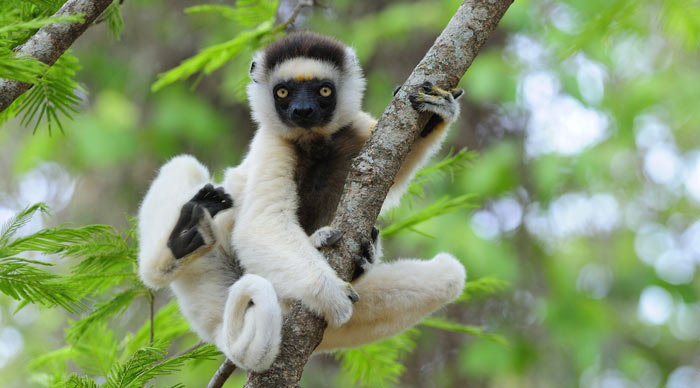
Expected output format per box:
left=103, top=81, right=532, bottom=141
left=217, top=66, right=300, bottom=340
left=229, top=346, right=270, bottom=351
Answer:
left=293, top=107, right=314, bottom=119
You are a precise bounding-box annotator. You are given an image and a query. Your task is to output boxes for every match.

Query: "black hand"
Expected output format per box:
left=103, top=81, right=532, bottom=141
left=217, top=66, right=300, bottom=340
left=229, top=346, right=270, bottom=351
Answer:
left=351, top=235, right=375, bottom=282
left=167, top=202, right=206, bottom=259
left=192, top=184, right=233, bottom=217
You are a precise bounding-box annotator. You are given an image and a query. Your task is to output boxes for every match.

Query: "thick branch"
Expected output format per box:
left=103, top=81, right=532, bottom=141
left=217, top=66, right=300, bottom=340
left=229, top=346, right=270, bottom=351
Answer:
left=0, top=0, right=113, bottom=112
left=244, top=1, right=513, bottom=387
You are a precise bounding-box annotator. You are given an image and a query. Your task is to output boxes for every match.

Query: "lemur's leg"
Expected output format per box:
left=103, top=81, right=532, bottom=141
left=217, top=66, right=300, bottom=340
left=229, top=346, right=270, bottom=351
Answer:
left=383, top=82, right=463, bottom=211
left=215, top=274, right=282, bottom=372
left=138, top=155, right=213, bottom=289
left=317, top=252, right=466, bottom=351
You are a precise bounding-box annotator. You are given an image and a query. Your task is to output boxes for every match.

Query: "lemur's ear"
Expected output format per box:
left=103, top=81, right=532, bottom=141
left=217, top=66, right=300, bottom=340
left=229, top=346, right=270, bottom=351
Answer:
left=249, top=61, right=258, bottom=83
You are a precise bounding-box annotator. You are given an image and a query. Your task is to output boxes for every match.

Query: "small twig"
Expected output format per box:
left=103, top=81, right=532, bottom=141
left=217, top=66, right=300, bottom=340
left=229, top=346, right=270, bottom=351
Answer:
left=207, top=359, right=237, bottom=388
left=148, top=290, right=155, bottom=344
left=169, top=341, right=205, bottom=360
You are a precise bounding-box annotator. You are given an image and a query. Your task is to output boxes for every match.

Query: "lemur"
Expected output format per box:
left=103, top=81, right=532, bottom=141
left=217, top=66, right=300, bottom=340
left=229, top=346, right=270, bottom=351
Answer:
left=138, top=32, right=466, bottom=372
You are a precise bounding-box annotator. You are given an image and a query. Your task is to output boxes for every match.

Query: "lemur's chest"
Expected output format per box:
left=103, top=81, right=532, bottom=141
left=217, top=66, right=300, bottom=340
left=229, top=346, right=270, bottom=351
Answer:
left=292, top=126, right=365, bottom=234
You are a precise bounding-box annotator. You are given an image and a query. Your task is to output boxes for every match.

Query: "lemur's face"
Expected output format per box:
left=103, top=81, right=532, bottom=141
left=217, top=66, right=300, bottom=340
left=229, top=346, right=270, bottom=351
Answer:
left=272, top=78, right=337, bottom=129
left=247, top=32, right=366, bottom=139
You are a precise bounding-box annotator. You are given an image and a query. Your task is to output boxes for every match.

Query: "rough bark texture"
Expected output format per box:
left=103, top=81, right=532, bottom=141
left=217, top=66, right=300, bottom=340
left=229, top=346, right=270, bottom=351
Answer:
left=244, top=1, right=513, bottom=387
left=0, top=0, right=113, bottom=112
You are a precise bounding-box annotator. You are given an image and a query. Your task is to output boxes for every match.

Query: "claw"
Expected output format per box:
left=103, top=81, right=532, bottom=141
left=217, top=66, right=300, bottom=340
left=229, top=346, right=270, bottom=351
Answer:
left=325, top=229, right=344, bottom=246
left=347, top=283, right=360, bottom=304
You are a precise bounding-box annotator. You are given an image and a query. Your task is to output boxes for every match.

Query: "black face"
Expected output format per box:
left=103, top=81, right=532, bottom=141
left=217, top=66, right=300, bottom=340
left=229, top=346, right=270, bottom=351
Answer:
left=273, top=79, right=336, bottom=129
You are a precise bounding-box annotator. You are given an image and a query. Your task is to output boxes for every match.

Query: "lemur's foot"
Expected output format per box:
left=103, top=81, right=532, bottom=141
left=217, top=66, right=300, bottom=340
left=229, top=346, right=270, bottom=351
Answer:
left=168, top=201, right=207, bottom=259
left=167, top=184, right=233, bottom=259
left=192, top=183, right=233, bottom=217
left=310, top=226, right=344, bottom=248
left=311, top=274, right=359, bottom=327
left=408, top=81, right=463, bottom=137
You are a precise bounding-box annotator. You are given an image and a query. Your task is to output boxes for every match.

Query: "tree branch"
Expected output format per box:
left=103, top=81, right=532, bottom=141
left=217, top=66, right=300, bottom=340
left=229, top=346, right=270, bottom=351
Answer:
left=244, top=0, right=513, bottom=387
left=207, top=359, right=237, bottom=388
left=0, top=0, right=114, bottom=113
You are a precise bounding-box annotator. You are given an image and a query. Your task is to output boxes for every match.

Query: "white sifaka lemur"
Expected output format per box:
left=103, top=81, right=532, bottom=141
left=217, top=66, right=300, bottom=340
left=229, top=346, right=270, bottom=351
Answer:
left=137, top=32, right=467, bottom=372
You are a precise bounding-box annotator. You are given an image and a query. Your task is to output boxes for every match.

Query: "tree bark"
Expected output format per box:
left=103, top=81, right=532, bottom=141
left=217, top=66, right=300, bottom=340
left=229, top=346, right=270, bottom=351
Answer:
left=0, top=0, right=113, bottom=113
left=243, top=0, right=513, bottom=387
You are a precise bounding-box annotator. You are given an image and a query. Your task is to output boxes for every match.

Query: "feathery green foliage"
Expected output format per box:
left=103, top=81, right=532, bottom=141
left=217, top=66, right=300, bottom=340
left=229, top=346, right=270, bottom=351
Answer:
left=381, top=194, right=477, bottom=237
left=152, top=21, right=278, bottom=92
left=66, top=288, right=144, bottom=342
left=0, top=14, right=84, bottom=36
left=151, top=0, right=284, bottom=92
left=185, top=0, right=278, bottom=27
left=455, top=276, right=509, bottom=303
left=101, top=0, right=123, bottom=40
left=15, top=52, right=83, bottom=135
left=336, top=329, right=419, bottom=388
left=406, top=149, right=476, bottom=199
left=421, top=318, right=508, bottom=346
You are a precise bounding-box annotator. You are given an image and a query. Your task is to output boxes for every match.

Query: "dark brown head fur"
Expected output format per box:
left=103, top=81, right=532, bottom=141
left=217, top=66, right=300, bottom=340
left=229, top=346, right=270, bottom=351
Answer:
left=262, top=32, right=347, bottom=73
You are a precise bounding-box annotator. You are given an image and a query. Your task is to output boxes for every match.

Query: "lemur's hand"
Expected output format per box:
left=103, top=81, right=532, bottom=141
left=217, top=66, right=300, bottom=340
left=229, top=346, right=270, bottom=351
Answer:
left=408, top=81, right=463, bottom=137
left=167, top=184, right=233, bottom=259
left=350, top=227, right=379, bottom=281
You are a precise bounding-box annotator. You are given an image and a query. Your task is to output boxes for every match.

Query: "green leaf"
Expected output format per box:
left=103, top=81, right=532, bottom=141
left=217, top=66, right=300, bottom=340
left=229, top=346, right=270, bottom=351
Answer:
left=102, top=0, right=123, bottom=40
left=0, top=14, right=84, bottom=36
left=455, top=276, right=510, bottom=303
left=407, top=149, right=476, bottom=199
left=66, top=288, right=144, bottom=343
left=151, top=20, right=278, bottom=92
left=103, top=341, right=219, bottom=388
left=185, top=0, right=278, bottom=28
left=15, top=52, right=83, bottom=134
left=381, top=193, right=477, bottom=237
left=122, top=300, right=191, bottom=356
left=336, top=329, right=418, bottom=388
left=0, top=202, right=48, bottom=247
left=0, top=49, right=47, bottom=83
left=421, top=317, right=508, bottom=346
left=0, top=260, right=84, bottom=312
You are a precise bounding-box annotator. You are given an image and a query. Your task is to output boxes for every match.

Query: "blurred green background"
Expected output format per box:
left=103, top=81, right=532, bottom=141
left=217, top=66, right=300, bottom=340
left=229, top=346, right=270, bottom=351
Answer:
left=1, top=0, right=700, bottom=387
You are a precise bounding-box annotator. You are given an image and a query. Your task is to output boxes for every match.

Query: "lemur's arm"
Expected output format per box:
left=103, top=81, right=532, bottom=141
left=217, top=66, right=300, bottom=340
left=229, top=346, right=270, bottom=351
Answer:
left=137, top=155, right=233, bottom=289
left=233, top=130, right=358, bottom=327
left=357, top=83, right=463, bottom=211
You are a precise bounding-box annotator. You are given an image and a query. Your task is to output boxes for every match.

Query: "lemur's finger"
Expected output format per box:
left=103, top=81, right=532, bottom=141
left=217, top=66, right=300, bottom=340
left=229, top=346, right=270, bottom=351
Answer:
left=347, top=283, right=360, bottom=304
left=371, top=227, right=380, bottom=244
left=194, top=184, right=215, bottom=201
left=451, top=88, right=464, bottom=99
left=324, top=229, right=344, bottom=246
left=392, top=84, right=402, bottom=96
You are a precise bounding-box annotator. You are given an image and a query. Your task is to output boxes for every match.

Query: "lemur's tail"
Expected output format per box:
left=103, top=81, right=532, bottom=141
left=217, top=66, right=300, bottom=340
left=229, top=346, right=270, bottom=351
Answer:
left=216, top=274, right=282, bottom=372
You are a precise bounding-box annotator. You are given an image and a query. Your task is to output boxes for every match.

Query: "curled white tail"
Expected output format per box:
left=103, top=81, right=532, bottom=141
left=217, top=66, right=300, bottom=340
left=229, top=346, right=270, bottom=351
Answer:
left=216, top=274, right=282, bottom=372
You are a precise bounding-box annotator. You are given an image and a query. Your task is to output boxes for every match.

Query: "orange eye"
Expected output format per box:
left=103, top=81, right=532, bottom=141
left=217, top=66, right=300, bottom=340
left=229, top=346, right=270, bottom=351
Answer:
left=319, top=86, right=332, bottom=97
left=276, top=88, right=288, bottom=98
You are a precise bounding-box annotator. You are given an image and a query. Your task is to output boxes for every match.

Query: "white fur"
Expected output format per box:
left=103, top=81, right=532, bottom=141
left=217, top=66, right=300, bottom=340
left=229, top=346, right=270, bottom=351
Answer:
left=236, top=40, right=465, bottom=329
left=139, top=36, right=466, bottom=369
left=137, top=156, right=281, bottom=372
